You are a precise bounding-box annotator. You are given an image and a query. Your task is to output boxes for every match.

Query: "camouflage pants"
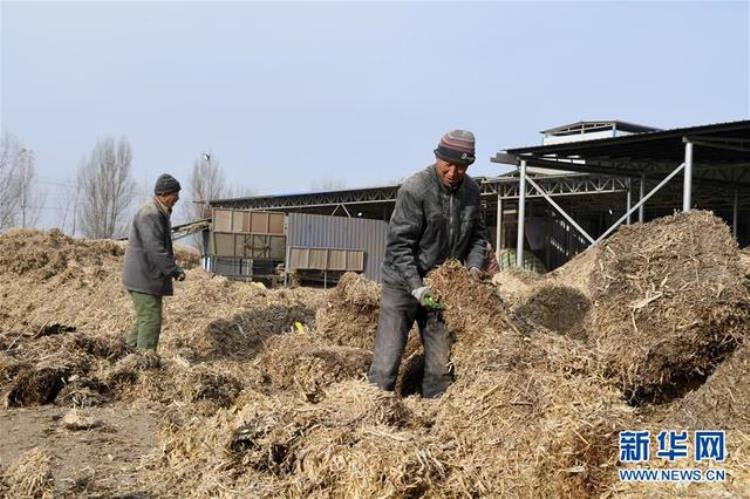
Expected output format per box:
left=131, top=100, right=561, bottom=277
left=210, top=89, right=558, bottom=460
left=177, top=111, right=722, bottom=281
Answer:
left=126, top=291, right=163, bottom=351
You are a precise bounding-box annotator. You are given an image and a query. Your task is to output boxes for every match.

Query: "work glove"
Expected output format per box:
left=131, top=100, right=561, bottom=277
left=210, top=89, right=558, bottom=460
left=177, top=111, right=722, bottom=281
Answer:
left=173, top=266, right=186, bottom=282
left=411, top=286, right=443, bottom=310
left=469, top=267, right=484, bottom=281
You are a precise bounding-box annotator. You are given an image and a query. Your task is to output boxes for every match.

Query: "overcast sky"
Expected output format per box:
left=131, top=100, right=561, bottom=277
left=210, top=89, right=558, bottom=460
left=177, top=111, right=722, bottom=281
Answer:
left=1, top=1, right=748, bottom=227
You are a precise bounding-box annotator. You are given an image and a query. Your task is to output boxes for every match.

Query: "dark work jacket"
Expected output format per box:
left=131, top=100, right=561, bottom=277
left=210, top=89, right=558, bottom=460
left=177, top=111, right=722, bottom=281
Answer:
left=122, top=198, right=177, bottom=296
left=381, top=165, right=488, bottom=291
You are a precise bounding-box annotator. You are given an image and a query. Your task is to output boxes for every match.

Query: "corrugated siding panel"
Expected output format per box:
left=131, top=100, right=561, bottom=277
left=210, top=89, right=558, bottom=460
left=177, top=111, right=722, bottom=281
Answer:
left=286, top=213, right=388, bottom=282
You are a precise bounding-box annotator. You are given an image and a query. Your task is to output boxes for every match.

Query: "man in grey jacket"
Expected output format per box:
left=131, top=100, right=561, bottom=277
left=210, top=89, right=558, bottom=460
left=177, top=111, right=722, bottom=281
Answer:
left=122, top=174, right=186, bottom=351
left=368, top=130, right=488, bottom=398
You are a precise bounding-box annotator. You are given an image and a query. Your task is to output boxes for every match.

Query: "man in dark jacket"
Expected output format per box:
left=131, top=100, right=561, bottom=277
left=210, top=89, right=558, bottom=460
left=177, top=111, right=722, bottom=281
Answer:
left=122, top=174, right=186, bottom=351
left=368, top=130, right=488, bottom=398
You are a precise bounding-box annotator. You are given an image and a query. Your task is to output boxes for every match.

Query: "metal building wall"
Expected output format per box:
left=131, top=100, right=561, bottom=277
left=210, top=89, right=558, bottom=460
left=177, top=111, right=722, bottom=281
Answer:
left=286, top=213, right=389, bottom=282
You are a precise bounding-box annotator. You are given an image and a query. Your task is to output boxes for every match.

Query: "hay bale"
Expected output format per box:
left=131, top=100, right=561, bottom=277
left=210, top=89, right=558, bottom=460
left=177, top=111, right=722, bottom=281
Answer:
left=314, top=272, right=381, bottom=350
left=255, top=332, right=371, bottom=401
left=1, top=448, right=55, bottom=499
left=589, top=211, right=750, bottom=402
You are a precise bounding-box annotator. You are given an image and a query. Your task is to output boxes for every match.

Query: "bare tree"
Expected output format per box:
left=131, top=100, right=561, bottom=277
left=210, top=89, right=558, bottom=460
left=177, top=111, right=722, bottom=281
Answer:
left=0, top=133, right=45, bottom=230
left=0, top=134, right=21, bottom=230
left=16, top=147, right=46, bottom=228
left=184, top=152, right=257, bottom=218
left=182, top=152, right=255, bottom=248
left=77, top=137, right=137, bottom=239
left=56, top=177, right=81, bottom=236
left=185, top=153, right=226, bottom=223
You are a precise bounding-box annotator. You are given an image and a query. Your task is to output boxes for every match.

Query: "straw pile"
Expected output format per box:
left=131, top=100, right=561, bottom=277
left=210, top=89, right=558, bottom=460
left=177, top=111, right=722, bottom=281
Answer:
left=254, top=332, right=371, bottom=402
left=142, top=380, right=447, bottom=497
left=3, top=213, right=750, bottom=497
left=519, top=284, right=590, bottom=337
left=0, top=229, right=322, bottom=362
left=0, top=228, right=198, bottom=333
left=491, top=266, right=540, bottom=305
left=0, top=330, right=137, bottom=408
left=314, top=272, right=381, bottom=349
left=426, top=260, right=514, bottom=345
left=158, top=270, right=322, bottom=360
left=667, top=342, right=750, bottom=432
left=605, top=345, right=750, bottom=497
left=588, top=211, right=750, bottom=403
left=0, top=448, right=55, bottom=499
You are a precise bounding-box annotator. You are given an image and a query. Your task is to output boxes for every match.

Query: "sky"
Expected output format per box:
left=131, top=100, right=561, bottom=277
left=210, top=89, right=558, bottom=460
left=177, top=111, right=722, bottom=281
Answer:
left=1, top=0, right=749, bottom=227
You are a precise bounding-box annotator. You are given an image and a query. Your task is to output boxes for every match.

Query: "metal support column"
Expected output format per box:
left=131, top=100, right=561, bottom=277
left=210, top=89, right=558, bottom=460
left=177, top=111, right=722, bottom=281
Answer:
left=525, top=175, right=594, bottom=244
left=733, top=189, right=739, bottom=240
left=495, top=194, right=503, bottom=260
left=516, top=160, right=527, bottom=268
left=683, top=141, right=693, bottom=212
left=595, top=162, right=686, bottom=244
left=638, top=173, right=646, bottom=223
left=626, top=179, right=632, bottom=225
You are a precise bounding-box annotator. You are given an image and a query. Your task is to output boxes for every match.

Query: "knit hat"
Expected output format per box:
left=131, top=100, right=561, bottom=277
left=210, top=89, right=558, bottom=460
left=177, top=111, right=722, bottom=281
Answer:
left=434, top=129, right=476, bottom=166
left=154, top=173, right=181, bottom=195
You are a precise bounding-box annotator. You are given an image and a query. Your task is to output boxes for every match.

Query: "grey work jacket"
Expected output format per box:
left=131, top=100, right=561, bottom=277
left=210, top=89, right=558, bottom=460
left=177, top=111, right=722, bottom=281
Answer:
left=122, top=198, right=177, bottom=296
left=381, top=165, right=488, bottom=291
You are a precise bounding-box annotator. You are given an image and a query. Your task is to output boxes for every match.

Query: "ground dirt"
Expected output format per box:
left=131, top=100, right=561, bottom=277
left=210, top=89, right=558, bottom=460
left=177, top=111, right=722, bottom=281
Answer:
left=0, top=402, right=157, bottom=497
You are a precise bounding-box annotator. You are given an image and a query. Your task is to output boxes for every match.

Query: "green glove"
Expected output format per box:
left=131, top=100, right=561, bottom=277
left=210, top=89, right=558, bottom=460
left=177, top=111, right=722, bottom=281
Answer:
left=172, top=266, right=186, bottom=282
left=423, top=294, right=444, bottom=310
left=411, top=287, right=444, bottom=310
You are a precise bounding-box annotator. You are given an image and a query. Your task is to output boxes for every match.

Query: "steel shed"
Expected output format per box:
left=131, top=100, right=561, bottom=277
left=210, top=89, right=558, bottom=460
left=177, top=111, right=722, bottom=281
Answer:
left=286, top=213, right=388, bottom=282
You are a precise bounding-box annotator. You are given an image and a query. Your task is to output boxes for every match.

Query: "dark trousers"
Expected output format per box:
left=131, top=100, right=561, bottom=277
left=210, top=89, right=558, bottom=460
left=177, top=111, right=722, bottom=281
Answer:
left=368, top=284, right=454, bottom=398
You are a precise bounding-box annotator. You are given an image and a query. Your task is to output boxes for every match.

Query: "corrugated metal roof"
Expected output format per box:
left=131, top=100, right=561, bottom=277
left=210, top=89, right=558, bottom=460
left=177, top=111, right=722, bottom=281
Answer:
left=509, top=119, right=750, bottom=157
left=541, top=120, right=660, bottom=135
